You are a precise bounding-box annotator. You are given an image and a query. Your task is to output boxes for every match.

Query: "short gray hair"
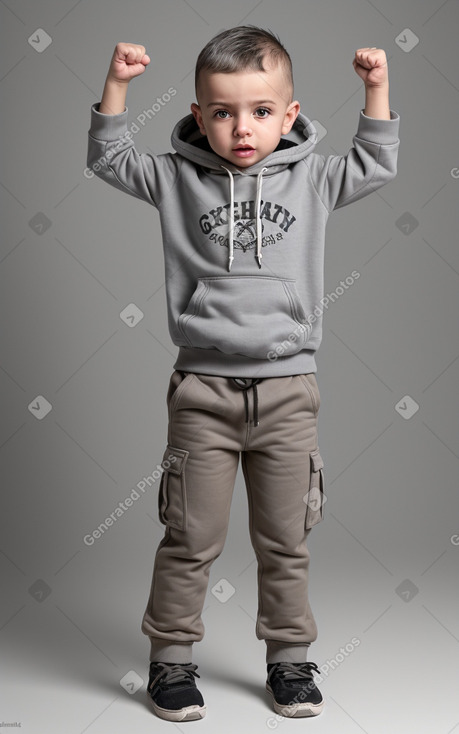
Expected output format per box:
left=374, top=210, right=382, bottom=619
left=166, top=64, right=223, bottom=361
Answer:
left=195, top=25, right=294, bottom=103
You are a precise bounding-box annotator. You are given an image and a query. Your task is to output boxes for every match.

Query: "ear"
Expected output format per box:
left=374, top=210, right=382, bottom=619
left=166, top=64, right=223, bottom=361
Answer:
left=281, top=100, right=301, bottom=135
left=191, top=103, right=206, bottom=135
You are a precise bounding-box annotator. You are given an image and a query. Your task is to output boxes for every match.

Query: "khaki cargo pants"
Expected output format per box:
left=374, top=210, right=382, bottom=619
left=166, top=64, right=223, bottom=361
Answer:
left=141, top=370, right=325, bottom=665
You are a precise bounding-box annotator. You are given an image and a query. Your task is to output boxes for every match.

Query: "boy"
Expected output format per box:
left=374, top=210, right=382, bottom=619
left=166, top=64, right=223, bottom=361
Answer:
left=87, top=26, right=399, bottom=722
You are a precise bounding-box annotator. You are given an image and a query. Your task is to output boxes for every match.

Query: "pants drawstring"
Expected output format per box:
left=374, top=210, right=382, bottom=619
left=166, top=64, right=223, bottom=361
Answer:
left=232, top=378, right=263, bottom=427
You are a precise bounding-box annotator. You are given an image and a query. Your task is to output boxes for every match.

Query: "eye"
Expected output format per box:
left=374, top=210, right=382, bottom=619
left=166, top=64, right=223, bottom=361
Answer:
left=215, top=110, right=230, bottom=119
left=255, top=108, right=270, bottom=118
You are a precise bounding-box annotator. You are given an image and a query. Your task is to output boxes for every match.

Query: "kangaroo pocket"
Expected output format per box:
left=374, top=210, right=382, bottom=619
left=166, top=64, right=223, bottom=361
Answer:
left=177, top=276, right=311, bottom=360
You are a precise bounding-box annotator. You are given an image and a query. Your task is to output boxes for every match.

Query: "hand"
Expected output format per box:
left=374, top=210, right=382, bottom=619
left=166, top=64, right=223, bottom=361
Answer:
left=353, top=47, right=388, bottom=88
left=107, top=42, right=150, bottom=83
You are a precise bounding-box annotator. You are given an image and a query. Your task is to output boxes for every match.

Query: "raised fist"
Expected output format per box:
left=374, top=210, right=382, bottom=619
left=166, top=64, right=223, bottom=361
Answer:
left=107, top=42, right=150, bottom=83
left=353, top=47, right=388, bottom=87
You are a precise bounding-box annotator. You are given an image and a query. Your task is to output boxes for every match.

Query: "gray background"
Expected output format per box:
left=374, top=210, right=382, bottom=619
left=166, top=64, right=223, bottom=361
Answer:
left=1, top=0, right=458, bottom=731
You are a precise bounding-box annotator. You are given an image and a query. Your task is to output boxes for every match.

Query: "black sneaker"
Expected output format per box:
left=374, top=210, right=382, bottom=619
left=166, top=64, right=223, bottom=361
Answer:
left=147, top=662, right=207, bottom=721
left=266, top=661, right=324, bottom=717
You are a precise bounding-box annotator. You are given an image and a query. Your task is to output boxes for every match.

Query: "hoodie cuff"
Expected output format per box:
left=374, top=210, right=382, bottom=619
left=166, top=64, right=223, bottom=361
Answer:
left=88, top=102, right=129, bottom=141
left=356, top=108, right=400, bottom=145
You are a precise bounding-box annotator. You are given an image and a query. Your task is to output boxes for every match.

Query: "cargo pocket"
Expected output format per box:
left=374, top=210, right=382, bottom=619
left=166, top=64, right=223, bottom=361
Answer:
left=157, top=444, right=189, bottom=531
left=304, top=449, right=326, bottom=529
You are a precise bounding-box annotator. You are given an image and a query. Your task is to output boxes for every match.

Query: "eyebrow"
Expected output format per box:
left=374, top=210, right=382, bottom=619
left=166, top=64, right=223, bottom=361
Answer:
left=206, top=100, right=277, bottom=108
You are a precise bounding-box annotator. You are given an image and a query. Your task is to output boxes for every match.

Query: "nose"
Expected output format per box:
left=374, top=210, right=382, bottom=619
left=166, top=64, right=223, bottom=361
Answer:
left=233, top=115, right=252, bottom=138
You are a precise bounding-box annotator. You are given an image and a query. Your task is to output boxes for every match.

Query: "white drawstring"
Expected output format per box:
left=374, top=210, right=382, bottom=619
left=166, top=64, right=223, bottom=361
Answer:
left=221, top=166, right=235, bottom=271
left=255, top=167, right=268, bottom=268
left=220, top=165, right=268, bottom=271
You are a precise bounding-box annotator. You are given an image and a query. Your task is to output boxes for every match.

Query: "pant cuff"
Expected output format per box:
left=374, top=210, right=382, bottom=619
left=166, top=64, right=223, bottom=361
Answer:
left=149, top=638, right=194, bottom=664
left=266, top=640, right=310, bottom=664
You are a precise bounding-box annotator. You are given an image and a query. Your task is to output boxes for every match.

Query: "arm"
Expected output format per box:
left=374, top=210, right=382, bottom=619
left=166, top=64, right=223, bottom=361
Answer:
left=86, top=42, right=178, bottom=207
left=99, top=42, right=150, bottom=115
left=304, top=46, right=399, bottom=211
left=99, top=78, right=128, bottom=115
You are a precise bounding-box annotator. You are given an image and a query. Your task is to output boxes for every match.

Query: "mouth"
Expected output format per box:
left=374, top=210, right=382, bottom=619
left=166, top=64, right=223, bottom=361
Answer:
left=233, top=145, right=255, bottom=158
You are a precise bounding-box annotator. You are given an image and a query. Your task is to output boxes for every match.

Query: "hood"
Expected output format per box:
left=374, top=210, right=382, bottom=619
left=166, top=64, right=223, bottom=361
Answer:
left=170, top=112, right=319, bottom=271
left=170, top=111, right=318, bottom=175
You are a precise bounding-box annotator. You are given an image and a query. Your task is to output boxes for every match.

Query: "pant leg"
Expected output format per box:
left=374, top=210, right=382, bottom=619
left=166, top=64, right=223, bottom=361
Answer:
left=141, top=371, right=241, bottom=663
left=241, top=373, right=325, bottom=664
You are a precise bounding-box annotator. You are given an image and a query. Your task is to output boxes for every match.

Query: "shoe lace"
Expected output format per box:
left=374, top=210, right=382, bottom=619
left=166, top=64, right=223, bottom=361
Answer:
left=149, top=662, right=200, bottom=691
left=269, top=661, right=321, bottom=682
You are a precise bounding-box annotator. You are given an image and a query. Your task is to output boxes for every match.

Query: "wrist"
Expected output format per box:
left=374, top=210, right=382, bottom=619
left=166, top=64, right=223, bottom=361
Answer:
left=364, top=81, right=389, bottom=94
left=105, top=75, right=130, bottom=88
left=99, top=76, right=129, bottom=115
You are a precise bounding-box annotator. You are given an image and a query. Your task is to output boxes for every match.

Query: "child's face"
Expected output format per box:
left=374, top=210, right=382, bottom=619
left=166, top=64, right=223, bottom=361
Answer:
left=191, top=62, right=300, bottom=170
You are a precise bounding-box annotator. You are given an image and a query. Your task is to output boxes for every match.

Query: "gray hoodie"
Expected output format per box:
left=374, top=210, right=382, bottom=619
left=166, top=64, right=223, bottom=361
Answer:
left=87, top=102, right=400, bottom=377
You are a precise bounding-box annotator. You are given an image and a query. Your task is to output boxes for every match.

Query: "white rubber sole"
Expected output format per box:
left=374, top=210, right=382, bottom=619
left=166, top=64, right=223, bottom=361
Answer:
left=266, top=683, right=325, bottom=718
left=148, top=693, right=207, bottom=722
